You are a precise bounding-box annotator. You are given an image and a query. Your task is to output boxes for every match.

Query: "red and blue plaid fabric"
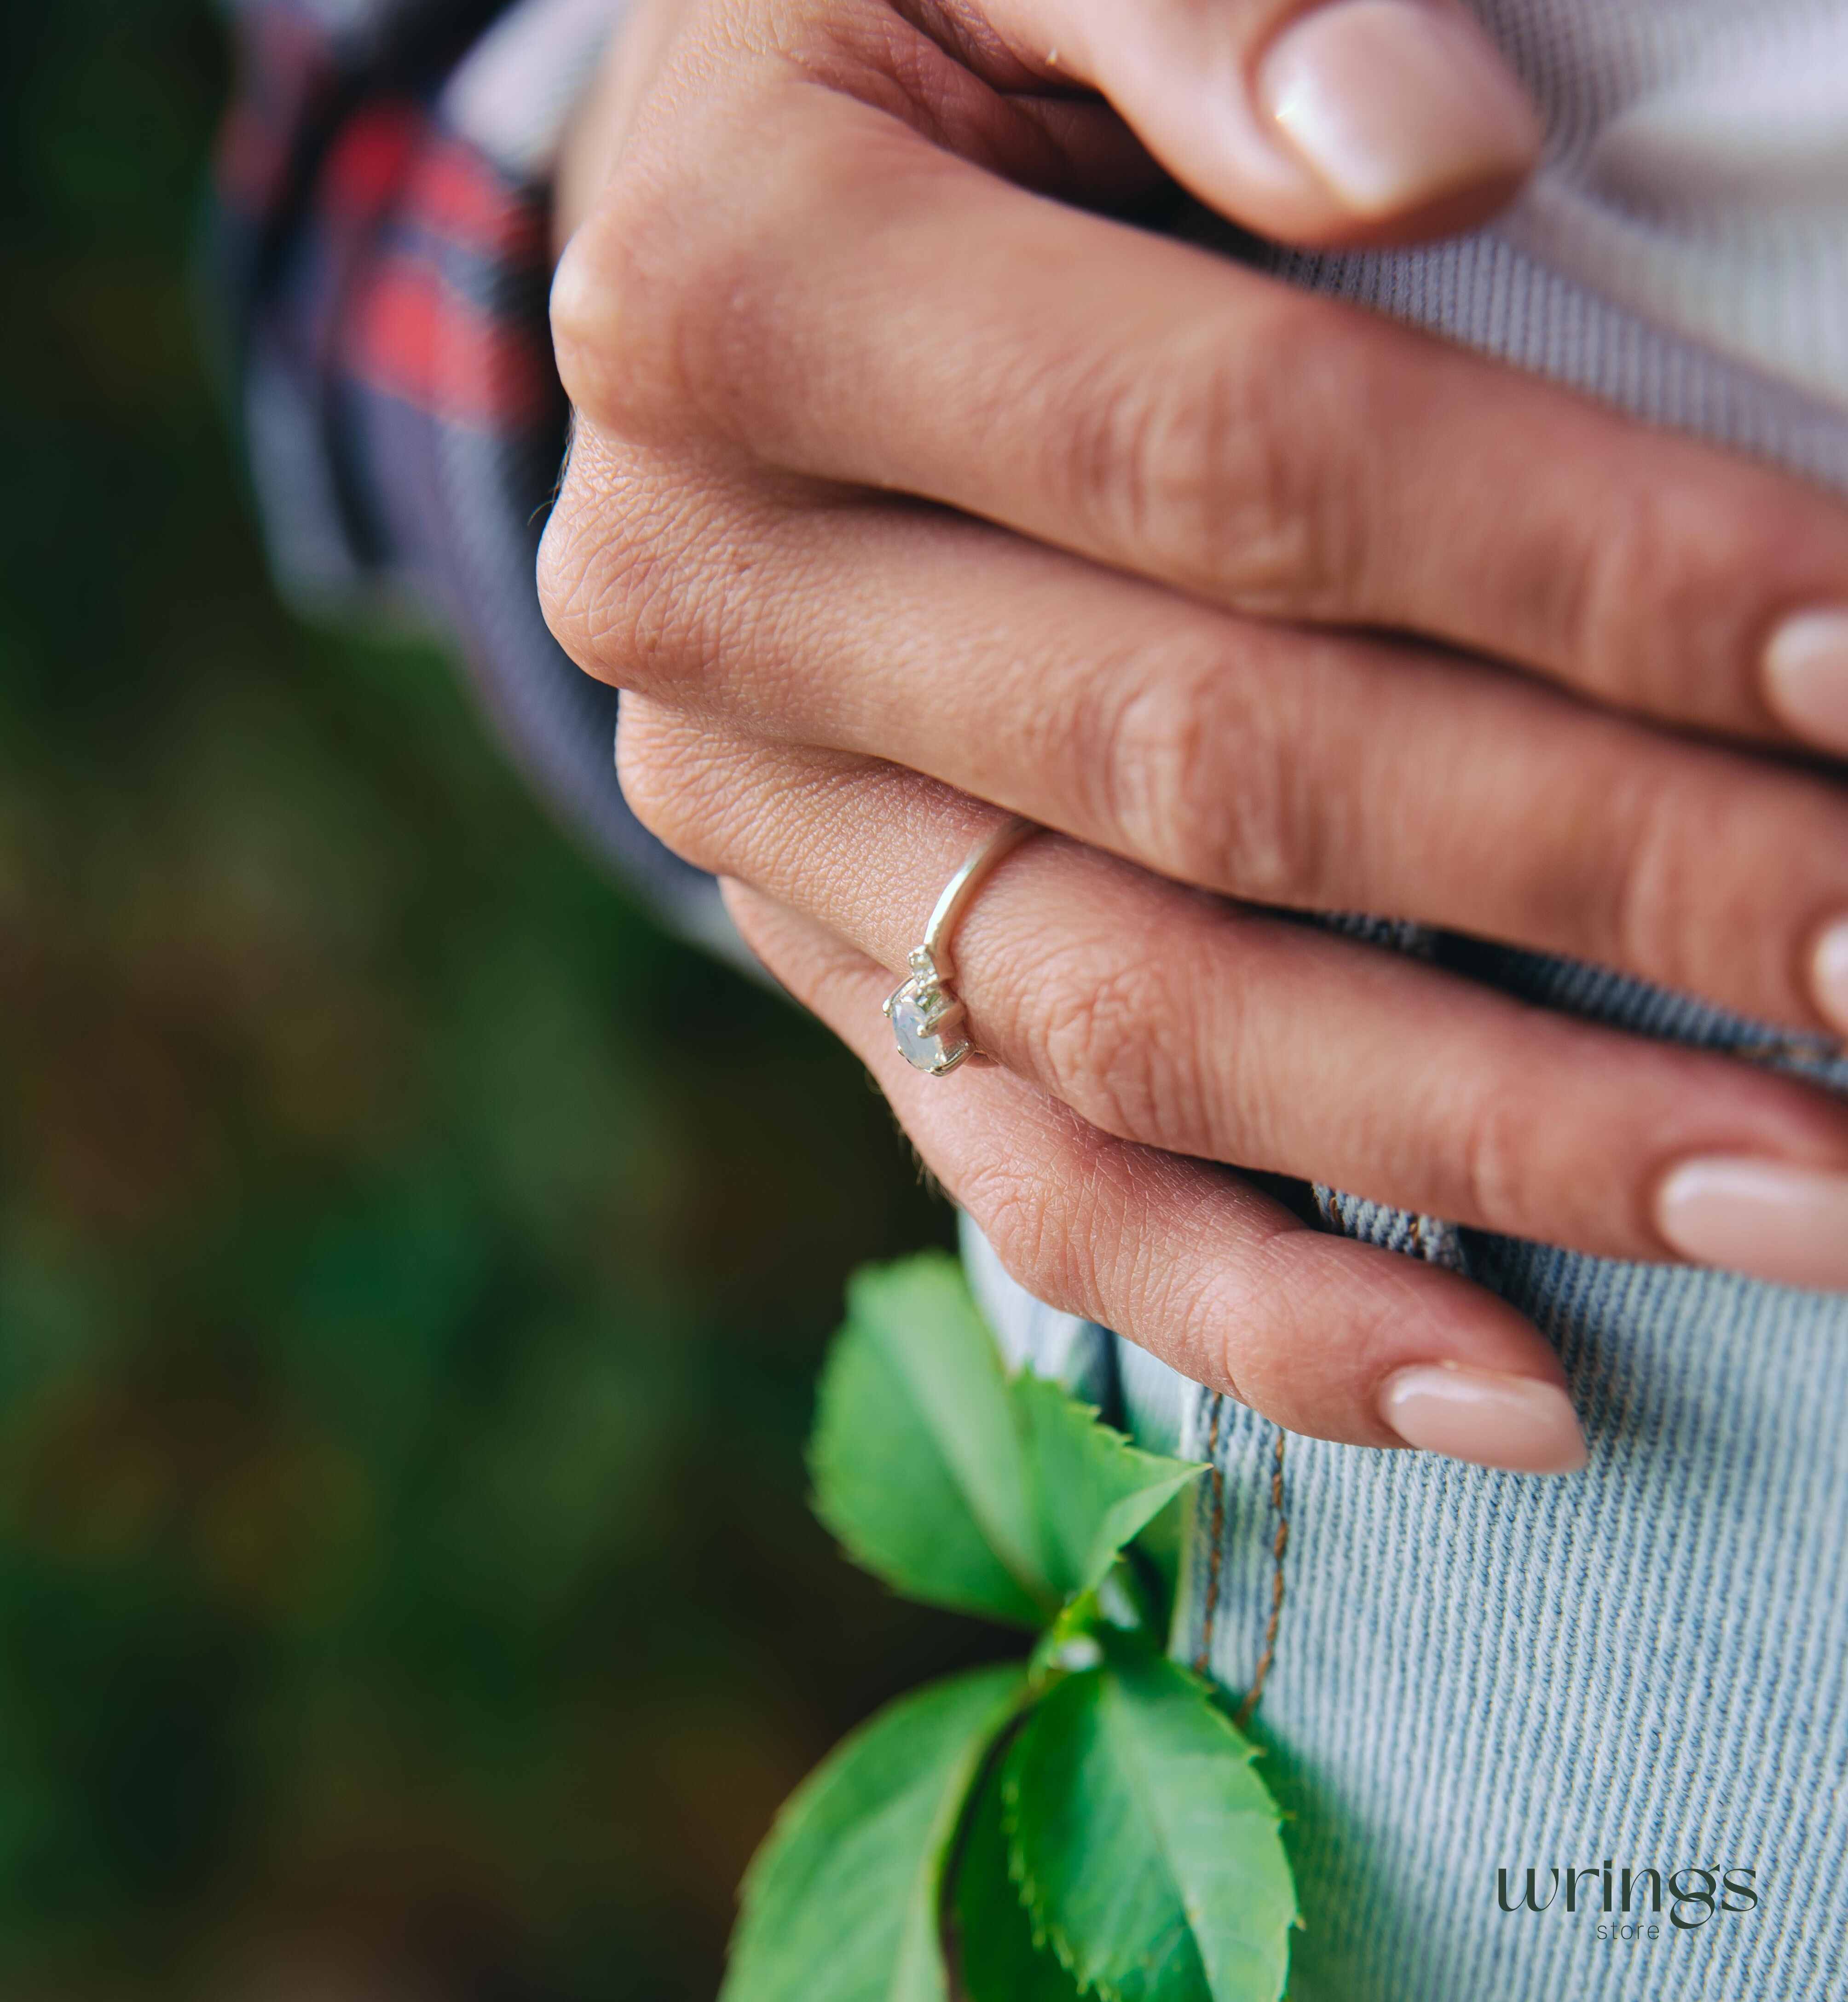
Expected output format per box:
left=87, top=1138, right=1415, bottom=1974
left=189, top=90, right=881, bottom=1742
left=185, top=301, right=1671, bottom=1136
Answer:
left=216, top=0, right=722, bottom=927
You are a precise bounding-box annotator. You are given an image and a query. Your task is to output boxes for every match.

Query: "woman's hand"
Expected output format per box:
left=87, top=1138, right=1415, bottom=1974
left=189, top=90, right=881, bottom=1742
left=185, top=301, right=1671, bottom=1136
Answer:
left=540, top=0, right=1848, bottom=1473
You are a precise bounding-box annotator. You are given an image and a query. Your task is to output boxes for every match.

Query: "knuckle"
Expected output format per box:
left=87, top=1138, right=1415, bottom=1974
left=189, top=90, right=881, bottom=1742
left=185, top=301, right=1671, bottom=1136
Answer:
left=1454, top=1072, right=1540, bottom=1234
left=537, top=432, right=728, bottom=697
left=957, top=1134, right=1115, bottom=1327
left=1600, top=759, right=1778, bottom=1006
left=1210, top=1245, right=1321, bottom=1413
left=1599, top=763, right=1706, bottom=987
left=963, top=1125, right=1235, bottom=1394
left=1542, top=482, right=1680, bottom=708
left=718, top=876, right=783, bottom=975
left=535, top=457, right=609, bottom=666
left=549, top=139, right=756, bottom=441
left=1030, top=936, right=1205, bottom=1146
left=1096, top=642, right=1320, bottom=900
left=554, top=87, right=882, bottom=448
left=1062, top=301, right=1359, bottom=610
left=538, top=471, right=673, bottom=690
left=611, top=706, right=676, bottom=836
left=1536, top=469, right=1761, bottom=721
left=960, top=1158, right=1062, bottom=1296
left=549, top=175, right=668, bottom=430
left=612, top=708, right=724, bottom=868
left=1096, top=662, right=1225, bottom=880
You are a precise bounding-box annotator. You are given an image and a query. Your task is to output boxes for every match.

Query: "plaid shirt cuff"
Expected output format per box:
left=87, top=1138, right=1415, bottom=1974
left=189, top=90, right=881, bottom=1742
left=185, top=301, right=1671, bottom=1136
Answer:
left=214, top=0, right=732, bottom=943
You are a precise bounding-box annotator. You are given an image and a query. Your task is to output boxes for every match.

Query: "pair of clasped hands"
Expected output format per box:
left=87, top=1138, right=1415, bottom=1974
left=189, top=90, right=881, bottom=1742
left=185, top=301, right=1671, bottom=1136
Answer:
left=541, top=0, right=1848, bottom=1475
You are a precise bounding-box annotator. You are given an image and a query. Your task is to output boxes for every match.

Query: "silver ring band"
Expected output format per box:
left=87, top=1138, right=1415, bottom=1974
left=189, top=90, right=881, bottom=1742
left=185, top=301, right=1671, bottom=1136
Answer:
left=883, top=815, right=1037, bottom=1076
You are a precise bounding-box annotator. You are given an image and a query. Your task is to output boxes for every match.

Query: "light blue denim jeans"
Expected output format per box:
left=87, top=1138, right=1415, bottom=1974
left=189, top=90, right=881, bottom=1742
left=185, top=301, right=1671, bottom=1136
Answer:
left=968, top=951, right=1848, bottom=2000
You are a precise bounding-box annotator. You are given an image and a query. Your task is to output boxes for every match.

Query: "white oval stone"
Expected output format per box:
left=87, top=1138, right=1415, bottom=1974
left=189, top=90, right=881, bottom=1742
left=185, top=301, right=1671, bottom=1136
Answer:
left=890, top=990, right=951, bottom=1072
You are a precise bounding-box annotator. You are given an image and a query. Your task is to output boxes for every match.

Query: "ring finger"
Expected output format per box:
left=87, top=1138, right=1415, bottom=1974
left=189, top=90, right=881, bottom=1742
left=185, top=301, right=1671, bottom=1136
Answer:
left=618, top=704, right=1848, bottom=1292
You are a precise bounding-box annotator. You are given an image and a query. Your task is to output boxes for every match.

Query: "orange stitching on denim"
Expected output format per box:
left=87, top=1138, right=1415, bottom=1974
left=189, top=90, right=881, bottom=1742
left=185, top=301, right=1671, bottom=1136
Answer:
left=1236, top=1429, right=1289, bottom=1730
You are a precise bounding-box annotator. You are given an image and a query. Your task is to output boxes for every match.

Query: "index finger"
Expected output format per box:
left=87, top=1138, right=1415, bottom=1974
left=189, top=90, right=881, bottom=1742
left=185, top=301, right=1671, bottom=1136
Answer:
left=553, top=65, right=1848, bottom=757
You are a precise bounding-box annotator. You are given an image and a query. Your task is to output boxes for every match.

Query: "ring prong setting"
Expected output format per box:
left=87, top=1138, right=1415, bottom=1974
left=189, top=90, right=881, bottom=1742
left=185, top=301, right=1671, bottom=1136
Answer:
left=885, top=959, right=970, bottom=1076
left=883, top=817, right=1036, bottom=1079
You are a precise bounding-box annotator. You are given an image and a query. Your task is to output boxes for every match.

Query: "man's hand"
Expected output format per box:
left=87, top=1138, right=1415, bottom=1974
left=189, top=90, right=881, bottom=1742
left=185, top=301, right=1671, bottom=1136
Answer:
left=541, top=0, right=1848, bottom=1474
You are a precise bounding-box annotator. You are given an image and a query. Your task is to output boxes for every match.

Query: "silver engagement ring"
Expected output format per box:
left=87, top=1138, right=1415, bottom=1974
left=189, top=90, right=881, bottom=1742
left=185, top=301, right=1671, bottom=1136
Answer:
left=884, top=815, right=1038, bottom=1076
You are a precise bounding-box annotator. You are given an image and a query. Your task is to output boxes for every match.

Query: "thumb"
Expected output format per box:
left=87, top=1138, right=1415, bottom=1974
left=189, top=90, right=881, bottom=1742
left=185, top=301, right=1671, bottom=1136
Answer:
left=993, top=0, right=1544, bottom=245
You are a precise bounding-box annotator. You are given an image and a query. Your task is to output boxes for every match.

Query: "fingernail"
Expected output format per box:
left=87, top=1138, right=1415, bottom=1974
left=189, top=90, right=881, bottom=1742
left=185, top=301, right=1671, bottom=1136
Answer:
left=1258, top=0, right=1543, bottom=220
left=1764, top=608, right=1848, bottom=755
left=1380, top=1364, right=1587, bottom=1475
left=1655, top=1157, right=1848, bottom=1292
left=1814, top=918, right=1848, bottom=1039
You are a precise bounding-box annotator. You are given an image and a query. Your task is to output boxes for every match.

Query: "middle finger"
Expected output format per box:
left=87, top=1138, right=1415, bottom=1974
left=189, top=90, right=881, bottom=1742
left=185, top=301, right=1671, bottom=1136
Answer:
left=548, top=432, right=1848, bottom=1041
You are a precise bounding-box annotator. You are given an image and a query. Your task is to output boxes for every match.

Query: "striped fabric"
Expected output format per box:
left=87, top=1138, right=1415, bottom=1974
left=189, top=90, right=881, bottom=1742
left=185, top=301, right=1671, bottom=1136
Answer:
left=215, top=0, right=729, bottom=936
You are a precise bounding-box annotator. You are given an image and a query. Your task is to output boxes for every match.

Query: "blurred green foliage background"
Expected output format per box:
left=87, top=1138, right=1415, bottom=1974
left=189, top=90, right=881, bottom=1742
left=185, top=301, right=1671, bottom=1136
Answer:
left=0, top=3, right=979, bottom=1993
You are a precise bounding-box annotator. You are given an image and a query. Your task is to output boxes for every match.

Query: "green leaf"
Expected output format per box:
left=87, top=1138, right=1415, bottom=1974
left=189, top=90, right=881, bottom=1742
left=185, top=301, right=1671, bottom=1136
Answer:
left=810, top=1254, right=1046, bottom=1626
left=724, top=1665, right=1026, bottom=2002
left=953, top=1758, right=1087, bottom=2002
left=810, top=1256, right=1206, bottom=1628
left=1011, top=1374, right=1205, bottom=1605
left=1123, top=1487, right=1191, bottom=1646
left=1004, top=1643, right=1297, bottom=2002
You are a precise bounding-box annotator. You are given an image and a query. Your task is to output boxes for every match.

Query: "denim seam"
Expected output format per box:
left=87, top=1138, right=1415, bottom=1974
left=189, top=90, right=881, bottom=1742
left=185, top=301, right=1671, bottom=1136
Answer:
left=1236, top=1426, right=1291, bottom=1728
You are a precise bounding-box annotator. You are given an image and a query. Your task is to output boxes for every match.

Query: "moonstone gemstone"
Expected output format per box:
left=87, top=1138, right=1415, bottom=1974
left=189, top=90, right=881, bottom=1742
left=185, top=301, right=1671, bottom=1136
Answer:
left=890, top=989, right=954, bottom=1072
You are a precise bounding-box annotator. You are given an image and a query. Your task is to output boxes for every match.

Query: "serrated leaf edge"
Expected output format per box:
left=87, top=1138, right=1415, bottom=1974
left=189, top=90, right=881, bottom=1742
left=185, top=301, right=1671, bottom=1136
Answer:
left=1008, top=1372, right=1210, bottom=1604
left=998, top=1689, right=1130, bottom=2002
left=1106, top=1647, right=1303, bottom=1944
left=728, top=1664, right=1029, bottom=2002
left=805, top=1314, right=1045, bottom=1628
left=999, top=1657, right=1298, bottom=2002
left=730, top=1663, right=1020, bottom=1916
left=1013, top=1373, right=1194, bottom=1477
